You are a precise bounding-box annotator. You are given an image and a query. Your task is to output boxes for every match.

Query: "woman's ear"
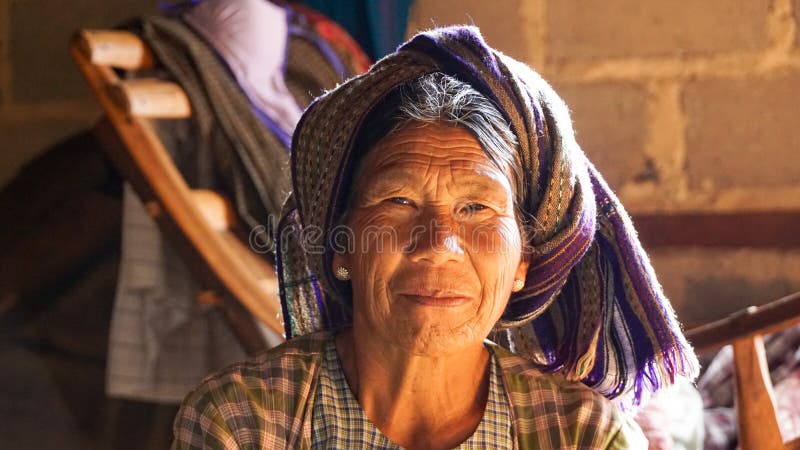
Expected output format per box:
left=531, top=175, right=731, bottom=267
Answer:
left=514, top=255, right=530, bottom=285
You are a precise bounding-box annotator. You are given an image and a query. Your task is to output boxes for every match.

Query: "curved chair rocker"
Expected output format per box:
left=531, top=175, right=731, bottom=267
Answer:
left=70, top=29, right=283, bottom=354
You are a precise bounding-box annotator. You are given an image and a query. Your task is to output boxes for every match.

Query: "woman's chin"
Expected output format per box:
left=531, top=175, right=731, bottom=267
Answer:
left=387, top=321, right=483, bottom=357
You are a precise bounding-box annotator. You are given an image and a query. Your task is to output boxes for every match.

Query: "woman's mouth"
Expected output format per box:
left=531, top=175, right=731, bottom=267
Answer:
left=397, top=291, right=472, bottom=307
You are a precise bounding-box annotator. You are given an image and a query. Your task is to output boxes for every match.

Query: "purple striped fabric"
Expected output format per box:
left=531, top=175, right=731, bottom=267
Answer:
left=276, top=25, right=698, bottom=408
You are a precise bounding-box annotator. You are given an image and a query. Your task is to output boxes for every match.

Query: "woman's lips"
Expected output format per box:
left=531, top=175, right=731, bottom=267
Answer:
left=397, top=292, right=472, bottom=307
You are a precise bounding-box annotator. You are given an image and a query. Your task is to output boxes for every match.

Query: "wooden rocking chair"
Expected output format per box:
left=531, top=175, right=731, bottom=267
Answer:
left=637, top=211, right=800, bottom=450
left=686, top=291, right=800, bottom=450
left=70, top=29, right=283, bottom=354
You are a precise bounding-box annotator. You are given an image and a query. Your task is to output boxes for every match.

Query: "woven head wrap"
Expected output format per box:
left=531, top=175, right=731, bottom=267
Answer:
left=276, top=26, right=698, bottom=407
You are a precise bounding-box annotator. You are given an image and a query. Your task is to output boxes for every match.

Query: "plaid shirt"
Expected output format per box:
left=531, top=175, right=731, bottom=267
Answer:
left=172, top=332, right=646, bottom=449
left=311, top=338, right=514, bottom=449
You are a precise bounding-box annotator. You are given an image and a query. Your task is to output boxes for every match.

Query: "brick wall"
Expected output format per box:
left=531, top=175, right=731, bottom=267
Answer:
left=0, top=0, right=158, bottom=187
left=409, top=0, right=800, bottom=322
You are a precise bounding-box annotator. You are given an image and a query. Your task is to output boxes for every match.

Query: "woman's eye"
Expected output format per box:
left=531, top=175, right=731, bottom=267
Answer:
left=388, top=197, right=414, bottom=206
left=459, top=203, right=489, bottom=215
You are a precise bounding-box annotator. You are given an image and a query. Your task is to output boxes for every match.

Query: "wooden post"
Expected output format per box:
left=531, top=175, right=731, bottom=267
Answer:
left=732, top=335, right=785, bottom=450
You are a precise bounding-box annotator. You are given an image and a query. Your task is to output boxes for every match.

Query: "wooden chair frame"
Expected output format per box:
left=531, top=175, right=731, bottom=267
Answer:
left=682, top=292, right=800, bottom=450
left=70, top=29, right=283, bottom=354
left=642, top=216, right=800, bottom=450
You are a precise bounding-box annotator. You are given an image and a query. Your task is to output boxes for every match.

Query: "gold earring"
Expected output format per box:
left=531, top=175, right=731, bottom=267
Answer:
left=511, top=279, right=524, bottom=292
left=334, top=266, right=351, bottom=281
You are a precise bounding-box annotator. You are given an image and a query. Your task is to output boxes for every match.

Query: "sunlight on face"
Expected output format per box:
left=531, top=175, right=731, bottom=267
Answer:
left=334, top=122, right=529, bottom=356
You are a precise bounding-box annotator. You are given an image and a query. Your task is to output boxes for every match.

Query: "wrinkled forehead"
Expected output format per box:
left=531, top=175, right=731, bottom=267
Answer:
left=366, top=122, right=495, bottom=166
left=351, top=121, right=514, bottom=194
left=352, top=122, right=512, bottom=193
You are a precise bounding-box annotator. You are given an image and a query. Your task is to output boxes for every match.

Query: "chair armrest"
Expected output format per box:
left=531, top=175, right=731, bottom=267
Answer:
left=686, top=291, right=800, bottom=353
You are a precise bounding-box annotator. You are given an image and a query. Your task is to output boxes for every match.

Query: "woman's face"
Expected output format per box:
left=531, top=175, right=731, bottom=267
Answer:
left=333, top=122, right=529, bottom=356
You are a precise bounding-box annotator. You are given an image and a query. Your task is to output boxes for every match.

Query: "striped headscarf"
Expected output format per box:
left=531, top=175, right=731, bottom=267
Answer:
left=276, top=26, right=698, bottom=407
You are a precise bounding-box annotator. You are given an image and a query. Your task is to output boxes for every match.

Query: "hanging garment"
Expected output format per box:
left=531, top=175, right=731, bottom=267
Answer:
left=107, top=9, right=369, bottom=403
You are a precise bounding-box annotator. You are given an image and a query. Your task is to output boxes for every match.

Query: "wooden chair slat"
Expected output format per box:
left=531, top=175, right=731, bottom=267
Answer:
left=110, top=79, right=192, bottom=119
left=76, top=29, right=153, bottom=70
left=732, top=335, right=785, bottom=450
left=190, top=190, right=236, bottom=231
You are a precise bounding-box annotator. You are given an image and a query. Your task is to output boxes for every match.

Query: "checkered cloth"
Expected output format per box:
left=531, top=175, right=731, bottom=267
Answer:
left=311, top=339, right=514, bottom=449
left=172, top=331, right=647, bottom=449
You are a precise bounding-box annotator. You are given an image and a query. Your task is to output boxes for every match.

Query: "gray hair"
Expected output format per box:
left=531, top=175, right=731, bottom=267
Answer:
left=350, top=73, right=524, bottom=212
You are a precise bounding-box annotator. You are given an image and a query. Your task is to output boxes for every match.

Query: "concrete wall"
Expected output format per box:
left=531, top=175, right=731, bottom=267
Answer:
left=409, top=0, right=800, bottom=322
left=0, top=0, right=158, bottom=187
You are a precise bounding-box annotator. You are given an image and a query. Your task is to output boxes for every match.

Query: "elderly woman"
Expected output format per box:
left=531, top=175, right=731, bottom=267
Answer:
left=172, top=26, right=698, bottom=449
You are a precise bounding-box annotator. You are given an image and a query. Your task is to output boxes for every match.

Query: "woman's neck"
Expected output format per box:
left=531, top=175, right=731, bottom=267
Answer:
left=334, top=327, right=491, bottom=450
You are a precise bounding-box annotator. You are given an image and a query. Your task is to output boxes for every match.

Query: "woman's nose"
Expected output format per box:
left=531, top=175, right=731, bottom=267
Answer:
left=405, top=208, right=465, bottom=264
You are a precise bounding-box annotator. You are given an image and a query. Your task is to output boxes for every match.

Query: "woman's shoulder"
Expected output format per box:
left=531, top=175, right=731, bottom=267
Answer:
left=201, top=330, right=329, bottom=378
left=188, top=330, right=332, bottom=397
left=489, top=344, right=648, bottom=449
left=172, top=331, right=333, bottom=449
left=491, top=344, right=611, bottom=407
left=491, top=344, right=598, bottom=392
